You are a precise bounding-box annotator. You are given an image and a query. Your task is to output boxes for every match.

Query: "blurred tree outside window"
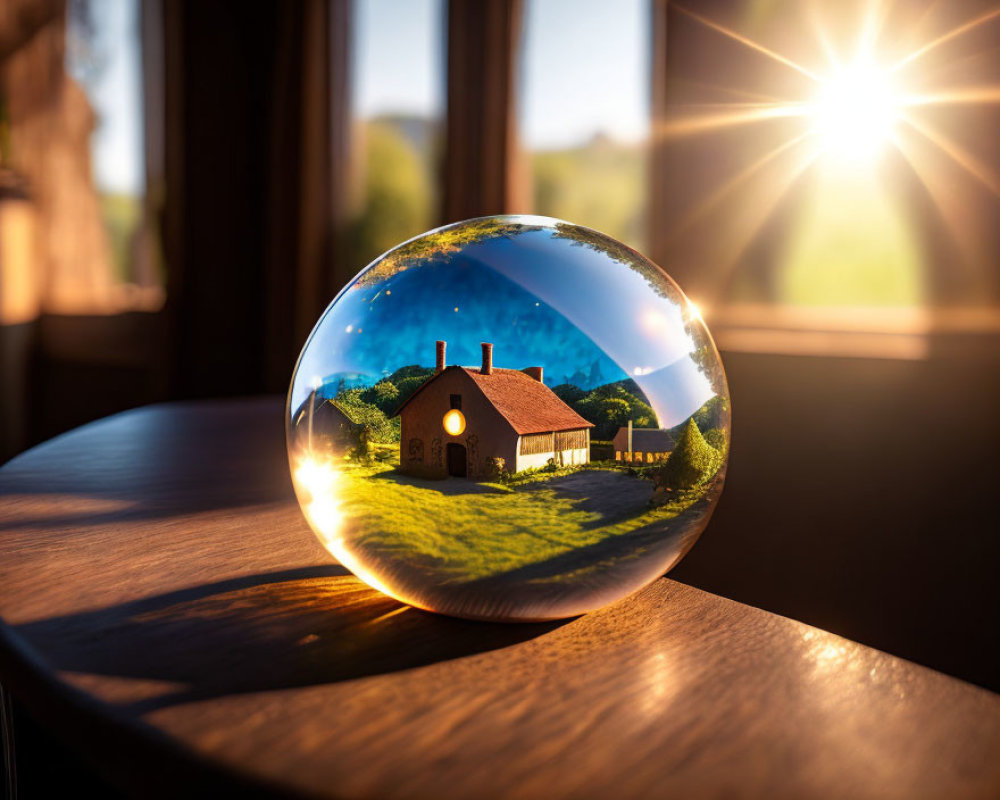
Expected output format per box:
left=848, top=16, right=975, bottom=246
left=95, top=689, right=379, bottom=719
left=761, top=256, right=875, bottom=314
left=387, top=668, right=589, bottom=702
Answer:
left=63, top=0, right=162, bottom=309
left=518, top=0, right=651, bottom=251
left=347, top=0, right=445, bottom=271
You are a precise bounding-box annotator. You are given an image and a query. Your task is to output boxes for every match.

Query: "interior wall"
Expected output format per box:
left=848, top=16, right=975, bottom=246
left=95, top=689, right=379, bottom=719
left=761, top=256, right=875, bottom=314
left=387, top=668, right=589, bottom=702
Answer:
left=671, top=343, right=1000, bottom=691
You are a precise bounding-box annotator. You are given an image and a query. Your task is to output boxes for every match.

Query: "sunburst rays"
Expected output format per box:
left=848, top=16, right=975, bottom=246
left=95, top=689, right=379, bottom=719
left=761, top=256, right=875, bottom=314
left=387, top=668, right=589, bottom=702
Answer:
left=672, top=4, right=822, bottom=82
left=658, top=1, right=1000, bottom=299
left=654, top=102, right=808, bottom=140
left=901, top=112, right=1000, bottom=195
left=892, top=6, right=1000, bottom=72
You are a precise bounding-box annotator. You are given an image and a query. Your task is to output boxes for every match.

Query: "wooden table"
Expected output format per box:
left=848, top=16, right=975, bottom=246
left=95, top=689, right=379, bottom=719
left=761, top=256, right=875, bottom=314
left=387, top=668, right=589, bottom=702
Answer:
left=0, top=398, right=997, bottom=799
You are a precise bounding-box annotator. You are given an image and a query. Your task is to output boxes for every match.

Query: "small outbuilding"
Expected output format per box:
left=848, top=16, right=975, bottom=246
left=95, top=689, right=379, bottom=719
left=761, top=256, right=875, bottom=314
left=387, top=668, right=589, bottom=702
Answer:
left=612, top=426, right=675, bottom=464
left=292, top=397, right=364, bottom=449
left=395, top=341, right=593, bottom=479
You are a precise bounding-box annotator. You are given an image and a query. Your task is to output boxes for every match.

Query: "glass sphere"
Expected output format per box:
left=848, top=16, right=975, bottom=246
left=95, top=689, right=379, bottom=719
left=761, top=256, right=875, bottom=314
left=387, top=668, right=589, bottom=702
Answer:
left=287, top=216, right=730, bottom=621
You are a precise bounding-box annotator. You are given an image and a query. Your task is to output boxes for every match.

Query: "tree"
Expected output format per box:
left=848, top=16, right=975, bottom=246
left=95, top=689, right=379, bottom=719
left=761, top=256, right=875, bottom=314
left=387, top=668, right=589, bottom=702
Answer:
left=657, top=419, right=722, bottom=490
left=692, top=395, right=729, bottom=432
left=575, top=395, right=628, bottom=439
left=689, top=343, right=728, bottom=397
left=387, top=364, right=435, bottom=383
left=356, top=215, right=543, bottom=288
left=552, top=221, right=667, bottom=298
left=348, top=120, right=433, bottom=270
left=552, top=383, right=586, bottom=405
left=629, top=398, right=656, bottom=428
left=394, top=374, right=430, bottom=406
left=600, top=397, right=631, bottom=430
left=361, top=380, right=400, bottom=414
left=334, top=394, right=398, bottom=444
left=572, top=383, right=658, bottom=439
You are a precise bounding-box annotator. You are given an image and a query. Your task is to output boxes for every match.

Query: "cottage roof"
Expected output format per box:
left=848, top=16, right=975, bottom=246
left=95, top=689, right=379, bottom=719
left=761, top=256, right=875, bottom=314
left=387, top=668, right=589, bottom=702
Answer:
left=463, top=368, right=593, bottom=435
left=395, top=366, right=593, bottom=435
left=612, top=427, right=675, bottom=452
left=326, top=399, right=364, bottom=426
left=292, top=397, right=358, bottom=428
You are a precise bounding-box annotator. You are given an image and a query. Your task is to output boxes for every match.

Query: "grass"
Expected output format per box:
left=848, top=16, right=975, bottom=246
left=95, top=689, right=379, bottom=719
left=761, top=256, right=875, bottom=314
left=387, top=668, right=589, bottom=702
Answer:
left=336, top=454, right=715, bottom=587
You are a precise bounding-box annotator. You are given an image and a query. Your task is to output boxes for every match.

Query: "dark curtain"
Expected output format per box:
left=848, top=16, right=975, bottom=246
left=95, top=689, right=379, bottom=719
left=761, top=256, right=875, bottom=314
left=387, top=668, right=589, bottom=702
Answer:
left=161, top=0, right=350, bottom=399
left=162, top=0, right=525, bottom=399
left=444, top=0, right=524, bottom=221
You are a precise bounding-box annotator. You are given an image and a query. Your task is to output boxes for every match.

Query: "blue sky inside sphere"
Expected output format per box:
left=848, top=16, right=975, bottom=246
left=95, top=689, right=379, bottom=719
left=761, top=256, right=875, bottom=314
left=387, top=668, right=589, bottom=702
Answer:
left=290, top=220, right=714, bottom=429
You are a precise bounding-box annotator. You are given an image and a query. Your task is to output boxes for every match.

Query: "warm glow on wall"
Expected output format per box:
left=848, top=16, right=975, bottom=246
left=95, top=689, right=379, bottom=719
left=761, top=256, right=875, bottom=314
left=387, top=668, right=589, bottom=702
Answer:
left=442, top=409, right=466, bottom=436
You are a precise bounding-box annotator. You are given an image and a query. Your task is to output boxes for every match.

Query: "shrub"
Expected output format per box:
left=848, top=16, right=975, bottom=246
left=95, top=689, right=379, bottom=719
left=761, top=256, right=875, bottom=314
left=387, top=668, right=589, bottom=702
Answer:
left=704, top=427, right=727, bottom=453
left=656, top=419, right=722, bottom=490
left=349, top=428, right=375, bottom=464
left=484, top=456, right=508, bottom=482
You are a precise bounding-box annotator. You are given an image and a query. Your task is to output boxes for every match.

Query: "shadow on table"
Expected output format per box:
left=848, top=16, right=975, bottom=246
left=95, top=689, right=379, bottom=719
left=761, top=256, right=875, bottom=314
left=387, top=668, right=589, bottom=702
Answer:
left=0, top=398, right=294, bottom=532
left=12, top=565, right=567, bottom=714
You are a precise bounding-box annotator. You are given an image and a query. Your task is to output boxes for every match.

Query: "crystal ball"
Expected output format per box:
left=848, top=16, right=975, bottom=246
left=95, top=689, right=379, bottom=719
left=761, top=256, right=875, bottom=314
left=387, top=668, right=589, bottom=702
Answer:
left=287, top=216, right=730, bottom=621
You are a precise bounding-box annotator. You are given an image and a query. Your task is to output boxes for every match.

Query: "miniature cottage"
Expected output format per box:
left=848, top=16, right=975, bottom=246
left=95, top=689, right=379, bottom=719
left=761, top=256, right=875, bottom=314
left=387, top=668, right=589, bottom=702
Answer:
left=395, top=341, right=593, bottom=479
left=612, top=426, right=674, bottom=463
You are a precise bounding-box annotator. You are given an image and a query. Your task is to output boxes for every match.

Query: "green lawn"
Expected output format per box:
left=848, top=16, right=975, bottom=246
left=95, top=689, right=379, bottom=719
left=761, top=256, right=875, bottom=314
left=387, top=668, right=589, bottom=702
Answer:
left=337, top=456, right=715, bottom=588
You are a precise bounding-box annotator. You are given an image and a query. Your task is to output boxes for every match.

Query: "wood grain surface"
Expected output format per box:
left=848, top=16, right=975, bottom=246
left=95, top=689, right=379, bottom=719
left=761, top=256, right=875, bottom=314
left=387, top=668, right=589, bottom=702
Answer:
left=0, top=398, right=998, bottom=799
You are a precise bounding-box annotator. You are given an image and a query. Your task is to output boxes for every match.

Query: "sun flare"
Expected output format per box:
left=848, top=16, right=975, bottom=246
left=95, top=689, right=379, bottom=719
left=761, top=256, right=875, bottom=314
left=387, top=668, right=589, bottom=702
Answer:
left=660, top=1, right=1000, bottom=297
left=294, top=453, right=341, bottom=536
left=808, top=60, right=902, bottom=162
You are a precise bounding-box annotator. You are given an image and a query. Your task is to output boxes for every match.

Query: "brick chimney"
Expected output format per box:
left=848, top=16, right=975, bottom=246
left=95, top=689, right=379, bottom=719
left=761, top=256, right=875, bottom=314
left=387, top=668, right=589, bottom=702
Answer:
left=481, top=342, right=493, bottom=375
left=524, top=366, right=543, bottom=383
left=436, top=340, right=446, bottom=373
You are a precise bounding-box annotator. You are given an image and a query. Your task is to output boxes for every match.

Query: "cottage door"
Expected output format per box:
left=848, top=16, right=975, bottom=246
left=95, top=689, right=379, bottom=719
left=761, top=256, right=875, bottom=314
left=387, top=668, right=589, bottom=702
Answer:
left=446, top=443, right=467, bottom=477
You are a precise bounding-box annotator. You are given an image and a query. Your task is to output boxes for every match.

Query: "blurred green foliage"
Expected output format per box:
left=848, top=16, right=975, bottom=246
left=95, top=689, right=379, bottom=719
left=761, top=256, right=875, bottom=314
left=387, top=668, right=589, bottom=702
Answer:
left=532, top=135, right=645, bottom=251
left=348, top=117, right=646, bottom=277
left=99, top=192, right=141, bottom=283
left=348, top=117, right=437, bottom=272
left=335, top=388, right=399, bottom=444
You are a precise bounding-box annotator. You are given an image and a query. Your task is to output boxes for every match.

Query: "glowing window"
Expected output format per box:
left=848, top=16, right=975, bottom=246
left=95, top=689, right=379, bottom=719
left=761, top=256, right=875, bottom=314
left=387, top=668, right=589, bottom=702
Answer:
left=442, top=409, right=466, bottom=436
